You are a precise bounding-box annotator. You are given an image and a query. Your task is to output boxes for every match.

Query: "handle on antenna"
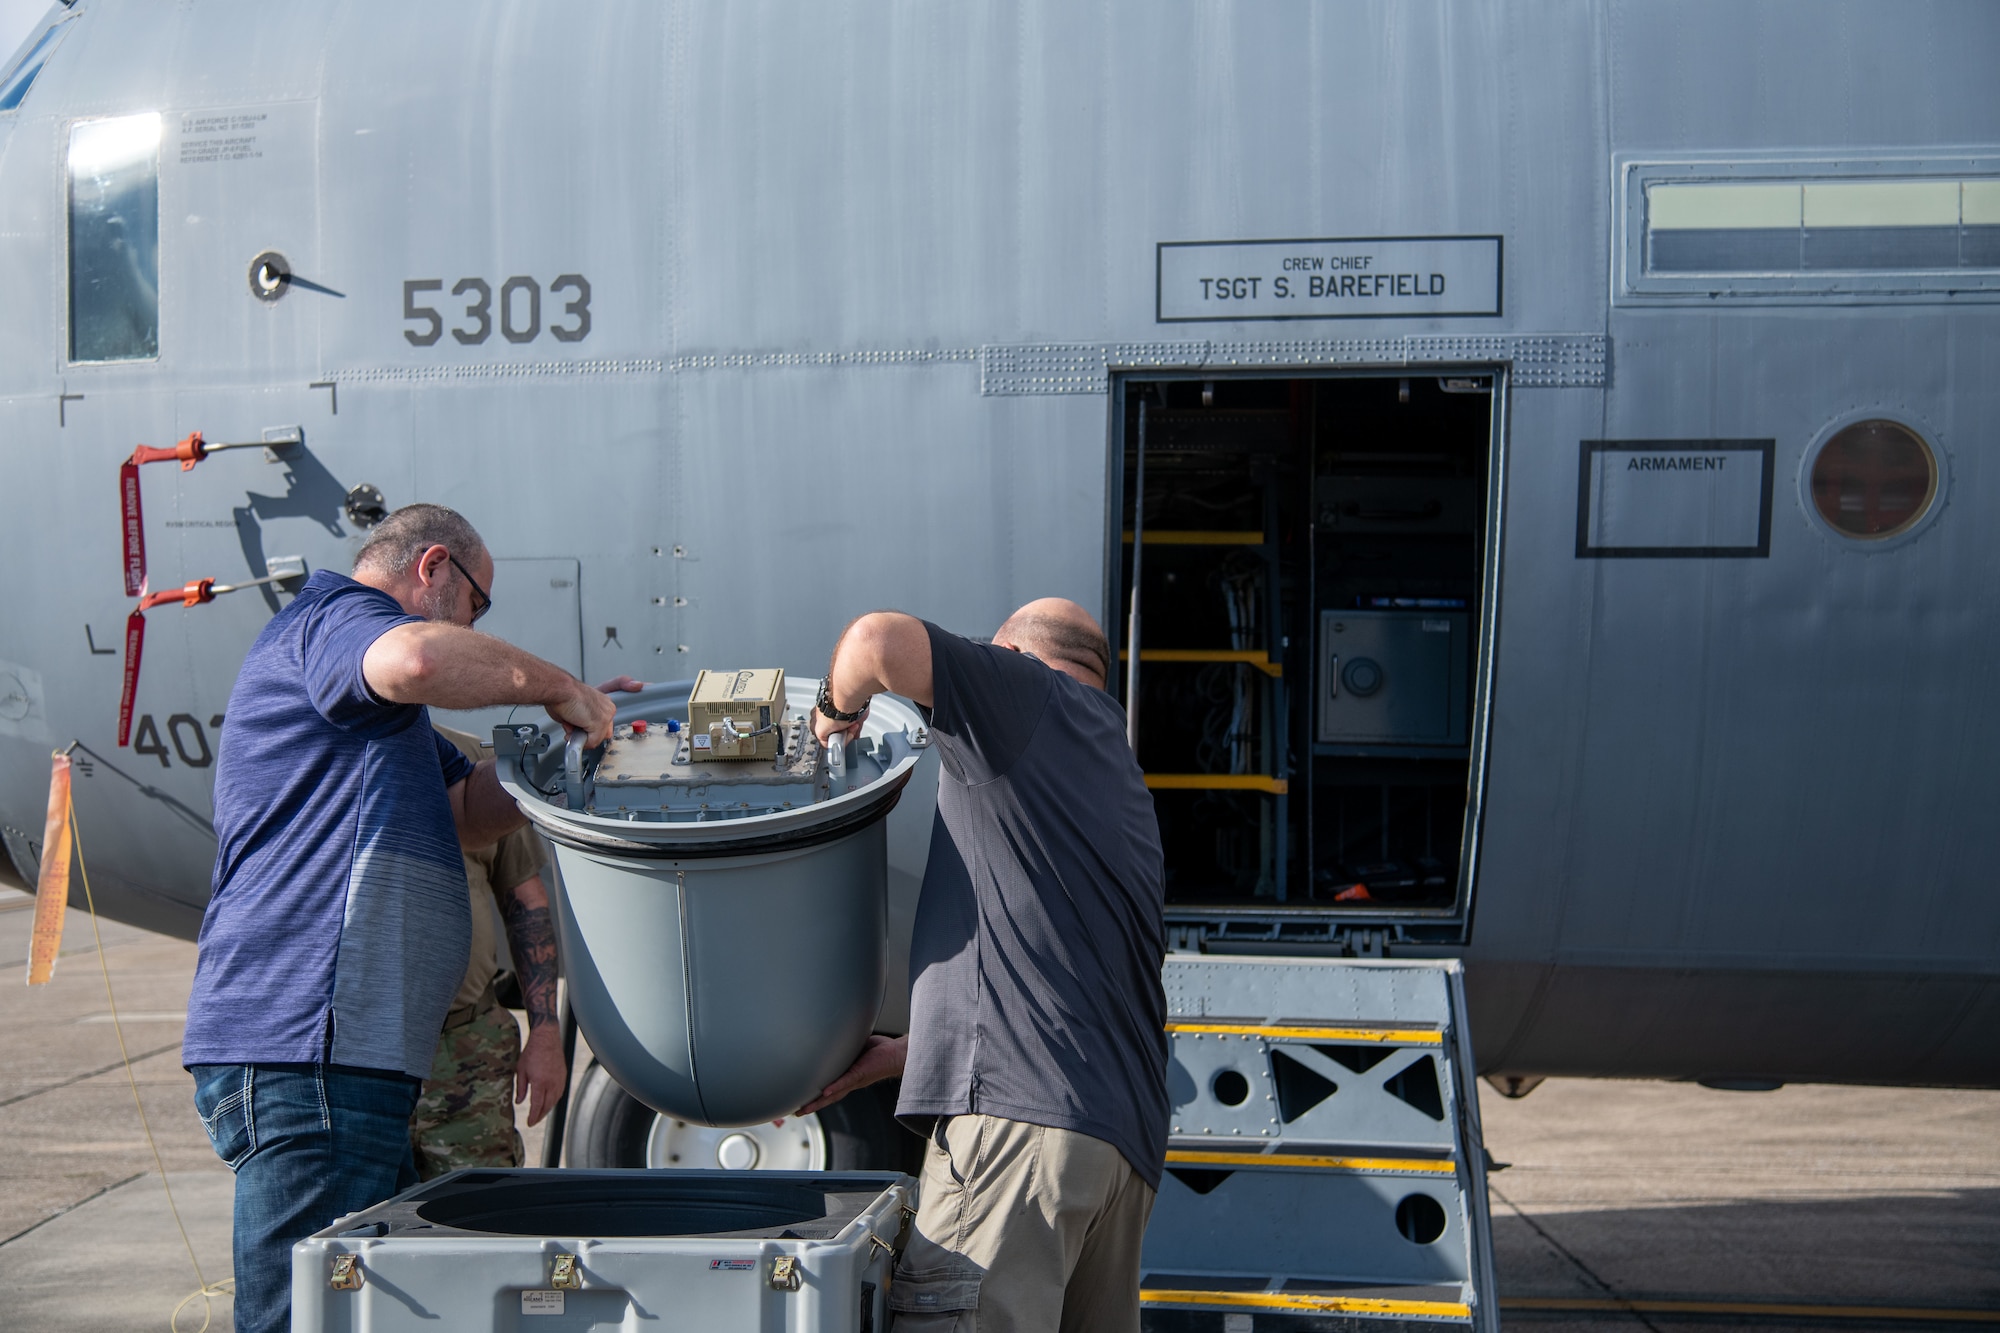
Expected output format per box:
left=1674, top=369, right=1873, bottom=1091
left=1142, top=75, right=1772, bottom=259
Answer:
left=563, top=727, right=588, bottom=811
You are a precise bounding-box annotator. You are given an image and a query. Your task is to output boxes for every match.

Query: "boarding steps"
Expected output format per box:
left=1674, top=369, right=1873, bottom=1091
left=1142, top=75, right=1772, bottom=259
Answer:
left=1139, top=957, right=1499, bottom=1333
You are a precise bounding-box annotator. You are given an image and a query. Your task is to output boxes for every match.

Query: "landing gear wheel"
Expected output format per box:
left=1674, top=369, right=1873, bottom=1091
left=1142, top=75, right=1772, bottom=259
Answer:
left=564, top=1061, right=921, bottom=1173
left=649, top=1112, right=827, bottom=1170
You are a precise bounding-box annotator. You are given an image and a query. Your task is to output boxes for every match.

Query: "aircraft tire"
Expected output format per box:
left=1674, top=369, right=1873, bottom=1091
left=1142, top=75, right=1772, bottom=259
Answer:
left=563, top=1060, right=920, bottom=1172
left=562, top=1061, right=654, bottom=1167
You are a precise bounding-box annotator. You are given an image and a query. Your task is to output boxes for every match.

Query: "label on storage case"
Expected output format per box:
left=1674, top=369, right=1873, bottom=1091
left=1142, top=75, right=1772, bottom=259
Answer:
left=522, top=1290, right=565, bottom=1315
left=710, top=1258, right=757, bottom=1271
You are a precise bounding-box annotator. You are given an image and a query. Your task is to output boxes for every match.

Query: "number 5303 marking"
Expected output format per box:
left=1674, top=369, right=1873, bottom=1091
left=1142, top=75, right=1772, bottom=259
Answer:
left=403, top=275, right=591, bottom=347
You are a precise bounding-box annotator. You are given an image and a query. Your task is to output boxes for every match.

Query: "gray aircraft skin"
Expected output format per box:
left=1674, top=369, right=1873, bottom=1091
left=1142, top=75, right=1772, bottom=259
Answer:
left=0, top=0, right=1994, bottom=1098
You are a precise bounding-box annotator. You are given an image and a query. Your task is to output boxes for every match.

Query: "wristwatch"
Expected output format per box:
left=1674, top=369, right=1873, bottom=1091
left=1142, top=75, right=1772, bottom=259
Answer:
left=815, top=678, right=868, bottom=723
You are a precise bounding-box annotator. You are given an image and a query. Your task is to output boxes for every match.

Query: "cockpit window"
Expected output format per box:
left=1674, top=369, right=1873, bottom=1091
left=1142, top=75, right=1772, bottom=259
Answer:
left=68, top=112, right=161, bottom=363
left=0, top=17, right=74, bottom=113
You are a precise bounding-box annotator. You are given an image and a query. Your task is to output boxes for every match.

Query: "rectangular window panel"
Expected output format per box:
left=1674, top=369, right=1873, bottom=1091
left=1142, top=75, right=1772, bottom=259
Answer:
left=1646, top=183, right=1801, bottom=274
left=68, top=113, right=161, bottom=363
left=1801, top=181, right=1959, bottom=269
left=0, top=17, right=73, bottom=113
left=1963, top=181, right=2000, bottom=267
left=1620, top=158, right=2000, bottom=302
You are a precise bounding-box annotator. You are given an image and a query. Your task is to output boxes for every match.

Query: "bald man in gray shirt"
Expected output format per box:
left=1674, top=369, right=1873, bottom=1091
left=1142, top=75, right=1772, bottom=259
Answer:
left=802, top=598, right=1168, bottom=1333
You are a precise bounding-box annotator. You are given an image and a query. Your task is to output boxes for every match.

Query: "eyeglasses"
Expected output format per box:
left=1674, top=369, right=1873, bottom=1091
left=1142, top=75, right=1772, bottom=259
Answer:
left=447, top=553, right=492, bottom=624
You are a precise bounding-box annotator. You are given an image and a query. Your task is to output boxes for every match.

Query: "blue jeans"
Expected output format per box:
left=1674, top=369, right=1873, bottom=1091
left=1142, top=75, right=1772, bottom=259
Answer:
left=191, top=1064, right=421, bottom=1333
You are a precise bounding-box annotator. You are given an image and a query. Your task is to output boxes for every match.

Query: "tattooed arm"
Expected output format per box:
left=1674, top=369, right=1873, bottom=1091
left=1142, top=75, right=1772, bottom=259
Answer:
left=499, top=871, right=567, bottom=1126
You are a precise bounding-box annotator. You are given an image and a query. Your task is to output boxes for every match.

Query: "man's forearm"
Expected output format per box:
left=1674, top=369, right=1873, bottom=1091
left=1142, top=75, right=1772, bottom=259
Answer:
left=500, top=876, right=560, bottom=1031
left=366, top=622, right=579, bottom=712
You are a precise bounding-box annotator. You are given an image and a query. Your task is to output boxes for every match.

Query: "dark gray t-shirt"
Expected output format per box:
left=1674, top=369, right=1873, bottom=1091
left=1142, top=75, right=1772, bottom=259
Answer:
left=896, top=622, right=1168, bottom=1187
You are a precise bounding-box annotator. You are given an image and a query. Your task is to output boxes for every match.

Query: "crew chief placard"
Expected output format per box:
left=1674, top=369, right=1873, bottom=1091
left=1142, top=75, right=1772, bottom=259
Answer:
left=1157, top=236, right=1502, bottom=322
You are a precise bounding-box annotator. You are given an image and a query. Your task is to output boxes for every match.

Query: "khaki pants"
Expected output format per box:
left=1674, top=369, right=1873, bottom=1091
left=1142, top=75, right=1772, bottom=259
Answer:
left=891, top=1114, right=1156, bottom=1333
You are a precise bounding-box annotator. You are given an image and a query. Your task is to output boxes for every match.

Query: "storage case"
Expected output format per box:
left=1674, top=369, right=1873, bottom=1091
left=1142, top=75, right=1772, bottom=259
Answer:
left=293, top=1169, right=912, bottom=1333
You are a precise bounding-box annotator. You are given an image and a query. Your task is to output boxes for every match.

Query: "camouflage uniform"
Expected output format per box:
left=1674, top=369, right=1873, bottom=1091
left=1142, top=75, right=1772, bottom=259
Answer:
left=411, top=999, right=525, bottom=1178
left=412, top=728, right=550, bottom=1180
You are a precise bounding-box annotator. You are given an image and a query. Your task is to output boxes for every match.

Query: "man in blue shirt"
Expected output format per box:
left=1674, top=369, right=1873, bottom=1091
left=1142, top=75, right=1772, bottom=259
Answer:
left=182, top=503, right=618, bottom=1333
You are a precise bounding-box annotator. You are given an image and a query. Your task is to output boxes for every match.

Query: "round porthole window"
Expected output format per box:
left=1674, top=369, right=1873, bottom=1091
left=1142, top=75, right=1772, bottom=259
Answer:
left=1807, top=418, right=1939, bottom=541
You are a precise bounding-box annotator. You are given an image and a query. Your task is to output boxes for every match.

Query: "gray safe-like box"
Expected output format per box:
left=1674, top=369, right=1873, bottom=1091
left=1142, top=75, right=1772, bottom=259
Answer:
left=1317, top=609, right=1471, bottom=749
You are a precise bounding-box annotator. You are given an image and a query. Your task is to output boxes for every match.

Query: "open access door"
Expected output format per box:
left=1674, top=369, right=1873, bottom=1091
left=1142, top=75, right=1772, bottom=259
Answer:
left=1110, top=373, right=1505, bottom=950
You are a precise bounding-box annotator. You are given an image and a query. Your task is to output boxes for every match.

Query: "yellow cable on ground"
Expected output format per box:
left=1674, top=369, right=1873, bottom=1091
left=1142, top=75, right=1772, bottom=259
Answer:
left=67, top=792, right=235, bottom=1333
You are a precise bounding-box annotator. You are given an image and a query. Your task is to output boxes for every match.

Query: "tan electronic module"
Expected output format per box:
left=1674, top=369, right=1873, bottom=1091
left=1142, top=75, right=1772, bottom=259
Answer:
left=687, top=667, right=787, bottom=761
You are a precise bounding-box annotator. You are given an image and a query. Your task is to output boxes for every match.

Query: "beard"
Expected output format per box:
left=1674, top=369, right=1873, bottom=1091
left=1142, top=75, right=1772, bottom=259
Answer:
left=415, top=579, right=462, bottom=624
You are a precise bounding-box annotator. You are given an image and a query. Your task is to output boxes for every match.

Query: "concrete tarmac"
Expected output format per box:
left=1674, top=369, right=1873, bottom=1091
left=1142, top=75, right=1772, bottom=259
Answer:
left=2, top=887, right=1995, bottom=1330
left=1482, top=1080, right=2000, bottom=1328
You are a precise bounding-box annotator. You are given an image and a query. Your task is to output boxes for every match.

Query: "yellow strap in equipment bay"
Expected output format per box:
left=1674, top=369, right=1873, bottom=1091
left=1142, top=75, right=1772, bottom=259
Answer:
left=1144, top=774, right=1290, bottom=794
left=1167, top=1148, right=1456, bottom=1175
left=1141, top=1288, right=1471, bottom=1320
left=1167, top=1020, right=1443, bottom=1045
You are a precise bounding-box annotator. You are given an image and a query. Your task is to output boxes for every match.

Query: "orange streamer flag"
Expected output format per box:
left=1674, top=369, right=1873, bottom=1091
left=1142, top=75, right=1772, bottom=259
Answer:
left=27, top=750, right=72, bottom=985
